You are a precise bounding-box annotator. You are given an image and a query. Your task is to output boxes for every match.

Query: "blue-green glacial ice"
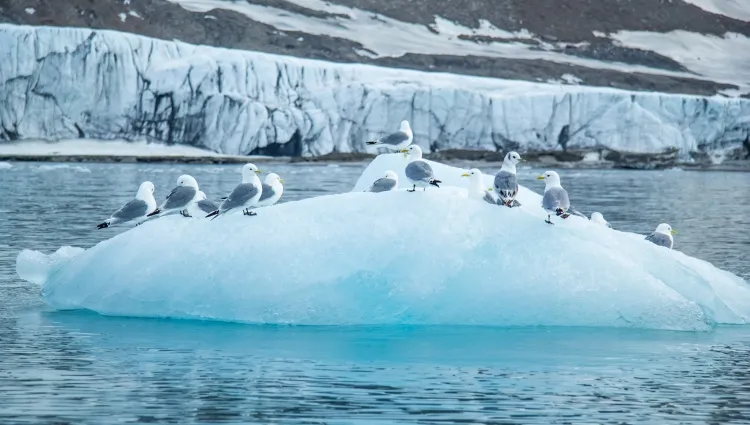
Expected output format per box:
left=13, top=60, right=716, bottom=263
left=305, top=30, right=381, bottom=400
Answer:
left=16, top=154, right=750, bottom=330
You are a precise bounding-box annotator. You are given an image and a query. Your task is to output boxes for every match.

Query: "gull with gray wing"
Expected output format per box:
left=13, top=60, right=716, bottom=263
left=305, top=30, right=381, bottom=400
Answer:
left=97, top=181, right=157, bottom=229
left=256, top=173, right=284, bottom=208
left=645, top=223, right=676, bottom=249
left=494, top=151, right=523, bottom=207
left=206, top=163, right=263, bottom=218
left=537, top=171, right=571, bottom=225
left=401, top=145, right=441, bottom=192
left=184, top=191, right=219, bottom=218
left=366, top=120, right=413, bottom=151
left=366, top=170, right=399, bottom=193
left=461, top=168, right=498, bottom=205
left=148, top=174, right=200, bottom=217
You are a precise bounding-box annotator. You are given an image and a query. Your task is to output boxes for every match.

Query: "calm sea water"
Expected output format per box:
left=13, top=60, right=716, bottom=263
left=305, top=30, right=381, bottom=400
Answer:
left=1, top=161, right=750, bottom=424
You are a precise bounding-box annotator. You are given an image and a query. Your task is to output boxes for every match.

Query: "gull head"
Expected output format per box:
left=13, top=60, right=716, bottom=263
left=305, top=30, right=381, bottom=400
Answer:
left=505, top=151, right=523, bottom=165
left=241, top=163, right=262, bottom=182
left=537, top=170, right=561, bottom=187
left=399, top=120, right=411, bottom=134
left=265, top=173, right=284, bottom=186
left=383, top=170, right=399, bottom=181
left=136, top=181, right=155, bottom=199
left=655, top=223, right=676, bottom=236
left=177, top=175, right=199, bottom=188
left=400, top=144, right=423, bottom=160
left=461, top=168, right=484, bottom=185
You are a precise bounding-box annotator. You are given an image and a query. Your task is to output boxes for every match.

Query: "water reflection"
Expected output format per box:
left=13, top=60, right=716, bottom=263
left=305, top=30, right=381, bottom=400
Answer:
left=1, top=311, right=750, bottom=424
left=1, top=162, right=750, bottom=423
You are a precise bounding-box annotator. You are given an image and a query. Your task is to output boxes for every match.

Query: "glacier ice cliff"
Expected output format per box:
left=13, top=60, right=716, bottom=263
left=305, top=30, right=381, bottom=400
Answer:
left=15, top=155, right=750, bottom=330
left=0, top=24, right=749, bottom=157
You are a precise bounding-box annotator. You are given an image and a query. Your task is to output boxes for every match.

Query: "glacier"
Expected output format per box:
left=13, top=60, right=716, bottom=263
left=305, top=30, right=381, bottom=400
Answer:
left=16, top=154, right=750, bottom=330
left=1, top=24, right=749, bottom=158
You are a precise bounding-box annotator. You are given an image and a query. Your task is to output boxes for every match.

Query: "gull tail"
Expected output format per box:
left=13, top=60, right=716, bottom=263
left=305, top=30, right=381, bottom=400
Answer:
left=146, top=209, right=161, bottom=217
left=568, top=207, right=587, bottom=219
left=96, top=221, right=110, bottom=230
left=430, top=179, right=441, bottom=188
left=205, top=210, right=220, bottom=220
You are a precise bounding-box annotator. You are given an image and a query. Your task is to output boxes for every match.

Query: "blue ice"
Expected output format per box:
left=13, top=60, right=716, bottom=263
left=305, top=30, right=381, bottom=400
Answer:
left=16, top=154, right=750, bottom=330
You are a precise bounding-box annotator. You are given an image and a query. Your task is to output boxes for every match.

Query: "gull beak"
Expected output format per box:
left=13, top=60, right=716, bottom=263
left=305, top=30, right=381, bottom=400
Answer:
left=536, top=175, right=545, bottom=180
left=461, top=173, right=469, bottom=177
left=487, top=187, right=493, bottom=191
left=399, top=149, right=408, bottom=153
left=519, top=158, right=526, bottom=162
left=279, top=179, right=285, bottom=184
left=670, top=229, right=677, bottom=235
left=255, top=169, right=263, bottom=174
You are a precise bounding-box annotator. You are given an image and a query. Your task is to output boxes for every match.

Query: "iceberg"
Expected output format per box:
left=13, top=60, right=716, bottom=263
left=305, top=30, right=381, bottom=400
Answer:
left=16, top=155, right=750, bottom=331
left=1, top=24, right=748, bottom=158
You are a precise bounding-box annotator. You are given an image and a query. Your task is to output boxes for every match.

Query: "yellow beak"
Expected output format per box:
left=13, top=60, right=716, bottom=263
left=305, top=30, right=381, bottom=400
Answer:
left=670, top=229, right=677, bottom=235
left=461, top=173, right=469, bottom=177
left=519, top=158, right=526, bottom=162
left=279, top=179, right=285, bottom=184
left=536, top=175, right=545, bottom=180
left=487, top=187, right=493, bottom=191
left=399, top=149, right=408, bottom=153
left=255, top=169, right=263, bottom=174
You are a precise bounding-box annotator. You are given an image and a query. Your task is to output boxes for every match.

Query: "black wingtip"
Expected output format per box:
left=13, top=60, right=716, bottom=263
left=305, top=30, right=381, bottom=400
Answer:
left=205, top=210, right=219, bottom=219
left=430, top=179, right=441, bottom=188
left=146, top=209, right=161, bottom=217
left=96, top=222, right=109, bottom=230
left=366, top=141, right=377, bottom=145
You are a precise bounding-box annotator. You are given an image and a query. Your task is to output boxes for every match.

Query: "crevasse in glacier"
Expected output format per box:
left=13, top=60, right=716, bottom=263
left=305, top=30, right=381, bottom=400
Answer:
left=0, top=24, right=748, bottom=157
left=15, top=155, right=750, bottom=330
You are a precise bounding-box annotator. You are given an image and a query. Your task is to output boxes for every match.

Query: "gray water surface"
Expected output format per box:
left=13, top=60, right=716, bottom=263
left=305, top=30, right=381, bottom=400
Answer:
left=1, top=161, right=749, bottom=424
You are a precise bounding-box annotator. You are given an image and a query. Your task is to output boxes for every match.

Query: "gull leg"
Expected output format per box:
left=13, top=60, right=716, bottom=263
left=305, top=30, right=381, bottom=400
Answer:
left=243, top=209, right=257, bottom=216
left=545, top=214, right=554, bottom=225
left=180, top=209, right=191, bottom=218
left=407, top=185, right=416, bottom=192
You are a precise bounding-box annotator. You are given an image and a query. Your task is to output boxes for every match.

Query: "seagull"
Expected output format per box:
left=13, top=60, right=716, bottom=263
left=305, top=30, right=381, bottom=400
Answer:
left=366, top=170, right=399, bottom=193
left=96, top=181, right=157, bottom=229
left=537, top=170, right=571, bottom=225
left=494, top=151, right=523, bottom=207
left=206, top=163, right=263, bottom=218
left=256, top=173, right=284, bottom=208
left=183, top=191, right=219, bottom=218
left=461, top=168, right=498, bottom=205
left=366, top=120, right=413, bottom=151
left=645, top=223, right=676, bottom=249
left=147, top=174, right=200, bottom=217
left=590, top=212, right=612, bottom=228
left=401, top=145, right=441, bottom=192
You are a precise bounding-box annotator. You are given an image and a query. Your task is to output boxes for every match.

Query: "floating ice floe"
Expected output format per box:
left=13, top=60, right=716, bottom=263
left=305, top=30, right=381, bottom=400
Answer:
left=15, top=155, right=750, bottom=330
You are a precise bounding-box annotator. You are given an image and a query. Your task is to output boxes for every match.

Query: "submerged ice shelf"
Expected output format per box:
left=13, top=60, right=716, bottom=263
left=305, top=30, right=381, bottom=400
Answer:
left=16, top=155, right=750, bottom=330
left=1, top=24, right=749, bottom=157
